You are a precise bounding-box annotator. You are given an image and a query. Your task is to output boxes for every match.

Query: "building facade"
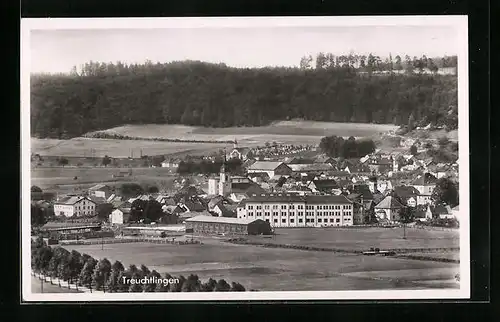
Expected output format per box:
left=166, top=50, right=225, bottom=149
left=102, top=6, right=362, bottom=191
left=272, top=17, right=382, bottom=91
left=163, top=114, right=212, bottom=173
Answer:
left=185, top=215, right=272, bottom=235
left=237, top=193, right=354, bottom=228
left=53, top=196, right=97, bottom=217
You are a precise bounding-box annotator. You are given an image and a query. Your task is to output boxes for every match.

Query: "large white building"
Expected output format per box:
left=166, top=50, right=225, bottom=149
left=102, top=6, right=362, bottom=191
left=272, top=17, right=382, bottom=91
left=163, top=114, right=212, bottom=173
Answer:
left=53, top=196, right=97, bottom=218
left=237, top=193, right=354, bottom=228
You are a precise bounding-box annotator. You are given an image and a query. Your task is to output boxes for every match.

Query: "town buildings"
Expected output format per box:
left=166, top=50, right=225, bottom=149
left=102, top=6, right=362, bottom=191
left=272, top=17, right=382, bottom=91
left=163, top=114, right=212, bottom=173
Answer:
left=374, top=196, right=404, bottom=222
left=53, top=196, right=97, bottom=217
left=411, top=173, right=438, bottom=205
left=247, top=161, right=292, bottom=178
left=185, top=215, right=272, bottom=236
left=237, top=193, right=354, bottom=228
left=88, top=184, right=114, bottom=199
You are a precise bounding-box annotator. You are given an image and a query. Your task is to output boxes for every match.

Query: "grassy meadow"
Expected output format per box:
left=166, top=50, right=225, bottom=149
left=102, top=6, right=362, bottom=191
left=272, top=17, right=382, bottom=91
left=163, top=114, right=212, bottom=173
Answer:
left=30, top=166, right=190, bottom=193
left=63, top=241, right=459, bottom=291
left=96, top=121, right=399, bottom=143
left=248, top=227, right=460, bottom=251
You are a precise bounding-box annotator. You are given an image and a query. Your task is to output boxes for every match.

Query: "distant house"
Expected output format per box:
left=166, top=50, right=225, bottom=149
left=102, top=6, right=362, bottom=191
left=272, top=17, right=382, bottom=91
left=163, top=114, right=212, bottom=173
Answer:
left=393, top=186, right=420, bottom=207
left=54, top=196, right=97, bottom=218
left=247, top=172, right=270, bottom=183
left=213, top=203, right=238, bottom=217
left=307, top=179, right=339, bottom=194
left=247, top=161, right=292, bottom=178
left=228, top=147, right=252, bottom=161
left=374, top=196, right=404, bottom=222
left=161, top=158, right=181, bottom=168
left=288, top=163, right=334, bottom=176
left=411, top=173, right=438, bottom=205
left=414, top=205, right=433, bottom=222
left=88, top=184, right=114, bottom=199
left=314, top=155, right=337, bottom=165
left=109, top=207, right=131, bottom=224
left=431, top=204, right=454, bottom=219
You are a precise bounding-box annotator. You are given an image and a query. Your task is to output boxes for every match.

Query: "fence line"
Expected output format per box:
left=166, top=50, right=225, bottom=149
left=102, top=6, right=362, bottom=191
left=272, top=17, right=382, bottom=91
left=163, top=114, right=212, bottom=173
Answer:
left=59, top=237, right=202, bottom=246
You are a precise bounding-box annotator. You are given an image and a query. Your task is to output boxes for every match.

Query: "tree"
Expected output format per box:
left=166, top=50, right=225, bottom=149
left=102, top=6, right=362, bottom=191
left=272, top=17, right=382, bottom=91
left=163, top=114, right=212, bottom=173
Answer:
left=31, top=185, right=43, bottom=193
left=58, top=157, right=69, bottom=167
left=92, top=258, right=112, bottom=291
left=102, top=155, right=111, bottom=167
left=214, top=279, right=231, bottom=292
left=147, top=186, right=159, bottom=193
left=169, top=275, right=186, bottom=292
left=432, top=178, right=459, bottom=207
left=68, top=250, right=83, bottom=284
left=181, top=274, right=202, bottom=292
left=143, top=270, right=162, bottom=292
left=119, top=183, right=144, bottom=199
left=438, top=136, right=450, bottom=148
left=399, top=206, right=415, bottom=239
left=200, top=278, right=217, bottom=291
left=230, top=282, right=246, bottom=291
left=156, top=273, right=174, bottom=292
left=407, top=113, right=416, bottom=132
left=394, top=55, right=403, bottom=70
left=410, top=145, right=418, bottom=156
left=79, top=257, right=97, bottom=288
left=299, top=55, right=313, bottom=69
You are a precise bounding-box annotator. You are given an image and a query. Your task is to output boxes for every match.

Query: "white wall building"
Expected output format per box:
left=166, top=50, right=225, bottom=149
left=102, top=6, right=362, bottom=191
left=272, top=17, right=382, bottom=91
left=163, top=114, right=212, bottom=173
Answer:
left=237, top=193, right=354, bottom=228
left=54, top=196, right=96, bottom=218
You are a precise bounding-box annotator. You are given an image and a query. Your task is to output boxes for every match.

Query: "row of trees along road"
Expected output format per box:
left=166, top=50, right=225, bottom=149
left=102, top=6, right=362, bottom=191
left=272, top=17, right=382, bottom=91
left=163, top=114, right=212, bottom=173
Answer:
left=31, top=236, right=247, bottom=292
left=31, top=53, right=457, bottom=139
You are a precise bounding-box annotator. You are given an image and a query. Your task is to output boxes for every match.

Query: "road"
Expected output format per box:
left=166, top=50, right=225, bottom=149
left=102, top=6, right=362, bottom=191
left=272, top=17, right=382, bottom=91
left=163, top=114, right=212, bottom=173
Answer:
left=31, top=276, right=82, bottom=293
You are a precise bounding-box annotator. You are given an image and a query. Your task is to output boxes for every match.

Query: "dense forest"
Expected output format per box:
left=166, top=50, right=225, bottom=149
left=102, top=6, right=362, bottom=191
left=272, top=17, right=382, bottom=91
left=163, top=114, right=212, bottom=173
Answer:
left=30, top=53, right=458, bottom=139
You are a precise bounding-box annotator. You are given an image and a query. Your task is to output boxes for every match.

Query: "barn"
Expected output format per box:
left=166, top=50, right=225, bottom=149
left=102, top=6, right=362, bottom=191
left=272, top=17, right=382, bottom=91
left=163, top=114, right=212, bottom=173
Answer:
left=185, top=215, right=272, bottom=236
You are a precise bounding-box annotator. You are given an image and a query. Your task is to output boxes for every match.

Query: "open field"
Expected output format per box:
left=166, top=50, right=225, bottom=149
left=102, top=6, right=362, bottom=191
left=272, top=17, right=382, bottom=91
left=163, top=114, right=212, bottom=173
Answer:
left=30, top=167, right=195, bottom=193
left=63, top=240, right=459, bottom=291
left=246, top=227, right=460, bottom=251
left=31, top=138, right=233, bottom=158
left=31, top=122, right=398, bottom=158
left=95, top=121, right=398, bottom=143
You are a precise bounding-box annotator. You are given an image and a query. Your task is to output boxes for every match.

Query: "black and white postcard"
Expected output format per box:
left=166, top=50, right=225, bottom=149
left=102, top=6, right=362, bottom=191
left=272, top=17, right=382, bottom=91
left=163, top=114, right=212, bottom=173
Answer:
left=21, top=16, right=469, bottom=301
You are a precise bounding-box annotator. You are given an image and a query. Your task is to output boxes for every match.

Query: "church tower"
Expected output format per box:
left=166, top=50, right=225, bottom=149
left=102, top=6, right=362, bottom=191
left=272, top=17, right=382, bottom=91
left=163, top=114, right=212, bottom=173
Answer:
left=218, top=154, right=231, bottom=196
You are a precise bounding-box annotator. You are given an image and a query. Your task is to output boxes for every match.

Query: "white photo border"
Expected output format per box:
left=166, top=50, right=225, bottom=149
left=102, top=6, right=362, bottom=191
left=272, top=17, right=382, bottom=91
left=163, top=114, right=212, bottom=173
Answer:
left=21, top=15, right=470, bottom=302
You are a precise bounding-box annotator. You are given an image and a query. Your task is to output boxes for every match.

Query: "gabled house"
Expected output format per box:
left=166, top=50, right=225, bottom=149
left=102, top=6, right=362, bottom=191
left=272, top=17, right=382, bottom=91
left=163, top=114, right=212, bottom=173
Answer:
left=393, top=186, right=420, bottom=207
left=213, top=203, right=238, bottom=217
left=54, top=196, right=97, bottom=218
left=109, top=207, right=131, bottom=224
left=228, top=147, right=252, bottom=161
left=411, top=173, right=438, bottom=205
left=374, top=196, right=404, bottom=222
left=307, top=179, right=339, bottom=194
left=88, top=184, right=114, bottom=200
left=247, top=161, right=292, bottom=178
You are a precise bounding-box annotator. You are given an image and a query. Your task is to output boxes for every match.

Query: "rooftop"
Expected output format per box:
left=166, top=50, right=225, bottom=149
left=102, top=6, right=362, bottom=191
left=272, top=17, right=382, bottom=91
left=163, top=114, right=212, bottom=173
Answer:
left=374, top=196, right=404, bottom=209
left=248, top=161, right=285, bottom=171
left=244, top=193, right=352, bottom=204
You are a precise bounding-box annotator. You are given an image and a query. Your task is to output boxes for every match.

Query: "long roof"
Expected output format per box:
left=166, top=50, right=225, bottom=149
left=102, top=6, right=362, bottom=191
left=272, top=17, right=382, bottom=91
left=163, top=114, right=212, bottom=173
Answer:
left=374, top=196, right=404, bottom=209
left=54, top=196, right=95, bottom=205
left=185, top=215, right=262, bottom=225
left=248, top=161, right=285, bottom=171
left=244, top=193, right=352, bottom=204
left=288, top=164, right=334, bottom=172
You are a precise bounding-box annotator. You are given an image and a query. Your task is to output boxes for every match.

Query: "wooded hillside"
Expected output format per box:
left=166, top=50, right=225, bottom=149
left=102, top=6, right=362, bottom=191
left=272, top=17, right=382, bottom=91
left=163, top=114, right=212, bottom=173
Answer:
left=30, top=53, right=458, bottom=139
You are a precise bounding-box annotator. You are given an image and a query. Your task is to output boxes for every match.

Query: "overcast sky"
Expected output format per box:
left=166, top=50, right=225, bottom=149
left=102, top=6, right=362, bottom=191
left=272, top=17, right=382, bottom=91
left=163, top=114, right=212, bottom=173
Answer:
left=30, top=25, right=461, bottom=74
